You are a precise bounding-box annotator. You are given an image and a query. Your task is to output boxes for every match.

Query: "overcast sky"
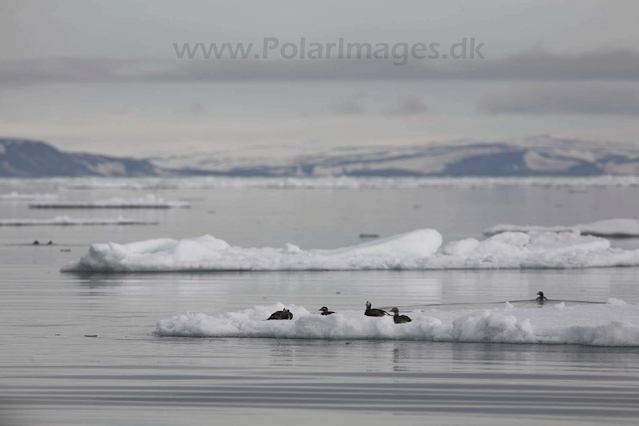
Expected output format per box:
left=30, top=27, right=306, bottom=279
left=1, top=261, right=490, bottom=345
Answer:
left=0, top=0, right=638, bottom=158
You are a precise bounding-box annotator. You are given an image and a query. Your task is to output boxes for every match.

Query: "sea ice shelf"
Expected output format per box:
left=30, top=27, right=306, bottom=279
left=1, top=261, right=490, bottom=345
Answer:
left=0, top=191, right=58, bottom=200
left=61, top=228, right=639, bottom=272
left=29, top=194, right=190, bottom=209
left=0, top=216, right=158, bottom=226
left=21, top=175, right=639, bottom=190
left=155, top=300, right=639, bottom=347
left=484, top=219, right=639, bottom=238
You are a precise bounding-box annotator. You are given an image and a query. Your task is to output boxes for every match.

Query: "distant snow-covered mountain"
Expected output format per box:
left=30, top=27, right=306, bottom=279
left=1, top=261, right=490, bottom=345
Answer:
left=151, top=136, right=639, bottom=177
left=2, top=136, right=639, bottom=177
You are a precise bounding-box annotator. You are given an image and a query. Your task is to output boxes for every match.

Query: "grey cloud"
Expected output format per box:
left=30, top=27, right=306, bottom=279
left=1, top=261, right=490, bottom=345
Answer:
left=476, top=83, right=639, bottom=116
left=333, top=92, right=366, bottom=115
left=334, top=99, right=363, bottom=114
left=391, top=95, right=427, bottom=115
left=0, top=57, right=164, bottom=84
left=1, top=48, right=638, bottom=86
left=188, top=101, right=207, bottom=115
left=466, top=48, right=639, bottom=81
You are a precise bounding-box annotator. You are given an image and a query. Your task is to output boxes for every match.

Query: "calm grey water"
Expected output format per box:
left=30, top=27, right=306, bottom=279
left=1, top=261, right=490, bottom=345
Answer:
left=1, top=183, right=639, bottom=425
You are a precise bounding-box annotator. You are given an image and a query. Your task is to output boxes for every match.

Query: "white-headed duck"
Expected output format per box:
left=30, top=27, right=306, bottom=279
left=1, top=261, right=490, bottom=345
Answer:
left=365, top=301, right=388, bottom=317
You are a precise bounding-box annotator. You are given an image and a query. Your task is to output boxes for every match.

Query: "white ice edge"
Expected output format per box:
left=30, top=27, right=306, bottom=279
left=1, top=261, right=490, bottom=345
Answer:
left=155, top=300, right=639, bottom=347
left=6, top=176, right=639, bottom=190
left=0, top=191, right=58, bottom=200
left=485, top=219, right=639, bottom=238
left=29, top=194, right=189, bottom=208
left=61, top=228, right=639, bottom=272
left=0, top=216, right=158, bottom=226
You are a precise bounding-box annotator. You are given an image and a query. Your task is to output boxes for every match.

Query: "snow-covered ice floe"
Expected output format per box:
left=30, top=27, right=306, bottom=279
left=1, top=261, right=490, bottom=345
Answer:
left=29, top=194, right=190, bottom=209
left=0, top=216, right=158, bottom=226
left=155, top=300, right=639, bottom=347
left=485, top=219, right=639, bottom=238
left=61, top=229, right=639, bottom=272
left=28, top=175, right=639, bottom=190
left=0, top=191, right=58, bottom=200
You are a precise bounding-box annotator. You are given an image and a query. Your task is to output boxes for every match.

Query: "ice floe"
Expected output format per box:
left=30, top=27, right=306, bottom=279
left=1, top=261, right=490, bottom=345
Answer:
left=0, top=191, right=58, bottom=200
left=155, top=301, right=639, bottom=347
left=484, top=219, right=639, bottom=238
left=29, top=194, right=190, bottom=209
left=7, top=175, right=639, bottom=191
left=61, top=228, right=639, bottom=272
left=0, top=216, right=158, bottom=226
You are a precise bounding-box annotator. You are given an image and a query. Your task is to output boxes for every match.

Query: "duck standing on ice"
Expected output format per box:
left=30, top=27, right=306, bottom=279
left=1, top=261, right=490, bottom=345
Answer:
left=267, top=308, right=293, bottom=320
left=390, top=307, right=412, bottom=324
left=536, top=291, right=548, bottom=302
left=319, top=307, right=335, bottom=316
left=365, top=301, right=388, bottom=317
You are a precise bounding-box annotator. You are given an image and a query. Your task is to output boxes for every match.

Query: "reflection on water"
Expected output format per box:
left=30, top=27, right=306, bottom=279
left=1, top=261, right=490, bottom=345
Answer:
left=2, top=242, right=639, bottom=424
left=269, top=343, right=295, bottom=368
left=392, top=345, right=411, bottom=372
left=2, top=186, right=639, bottom=424
left=5, top=339, right=639, bottom=425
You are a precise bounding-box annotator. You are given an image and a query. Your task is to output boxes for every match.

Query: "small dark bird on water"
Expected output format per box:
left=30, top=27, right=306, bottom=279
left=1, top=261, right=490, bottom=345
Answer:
left=536, top=291, right=548, bottom=301
left=319, top=306, right=335, bottom=316
left=267, top=308, right=293, bottom=320
left=32, top=240, right=40, bottom=245
left=390, top=307, right=412, bottom=324
left=365, top=301, right=388, bottom=317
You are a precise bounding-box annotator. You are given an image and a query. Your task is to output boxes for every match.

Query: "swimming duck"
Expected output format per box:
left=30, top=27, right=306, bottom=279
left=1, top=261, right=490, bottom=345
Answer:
left=536, top=291, right=548, bottom=301
left=319, top=306, right=335, bottom=316
left=267, top=308, right=293, bottom=320
left=390, top=307, right=412, bottom=324
left=365, top=301, right=388, bottom=317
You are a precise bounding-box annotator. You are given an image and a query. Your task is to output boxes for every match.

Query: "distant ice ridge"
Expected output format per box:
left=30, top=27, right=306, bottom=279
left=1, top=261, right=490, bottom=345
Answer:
left=485, top=219, right=639, bottom=238
left=0, top=216, right=158, bottom=226
left=61, top=229, right=639, bottom=272
left=8, top=175, right=639, bottom=190
left=0, top=191, right=58, bottom=200
left=29, top=194, right=190, bottom=209
left=155, top=300, right=639, bottom=347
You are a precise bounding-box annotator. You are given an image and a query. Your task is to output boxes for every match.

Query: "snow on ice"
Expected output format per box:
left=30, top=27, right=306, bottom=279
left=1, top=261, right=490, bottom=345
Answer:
left=62, top=228, right=639, bottom=272
left=155, top=300, right=639, bottom=347
left=0, top=216, right=158, bottom=226
left=485, top=219, right=639, bottom=238
left=29, top=194, right=190, bottom=209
